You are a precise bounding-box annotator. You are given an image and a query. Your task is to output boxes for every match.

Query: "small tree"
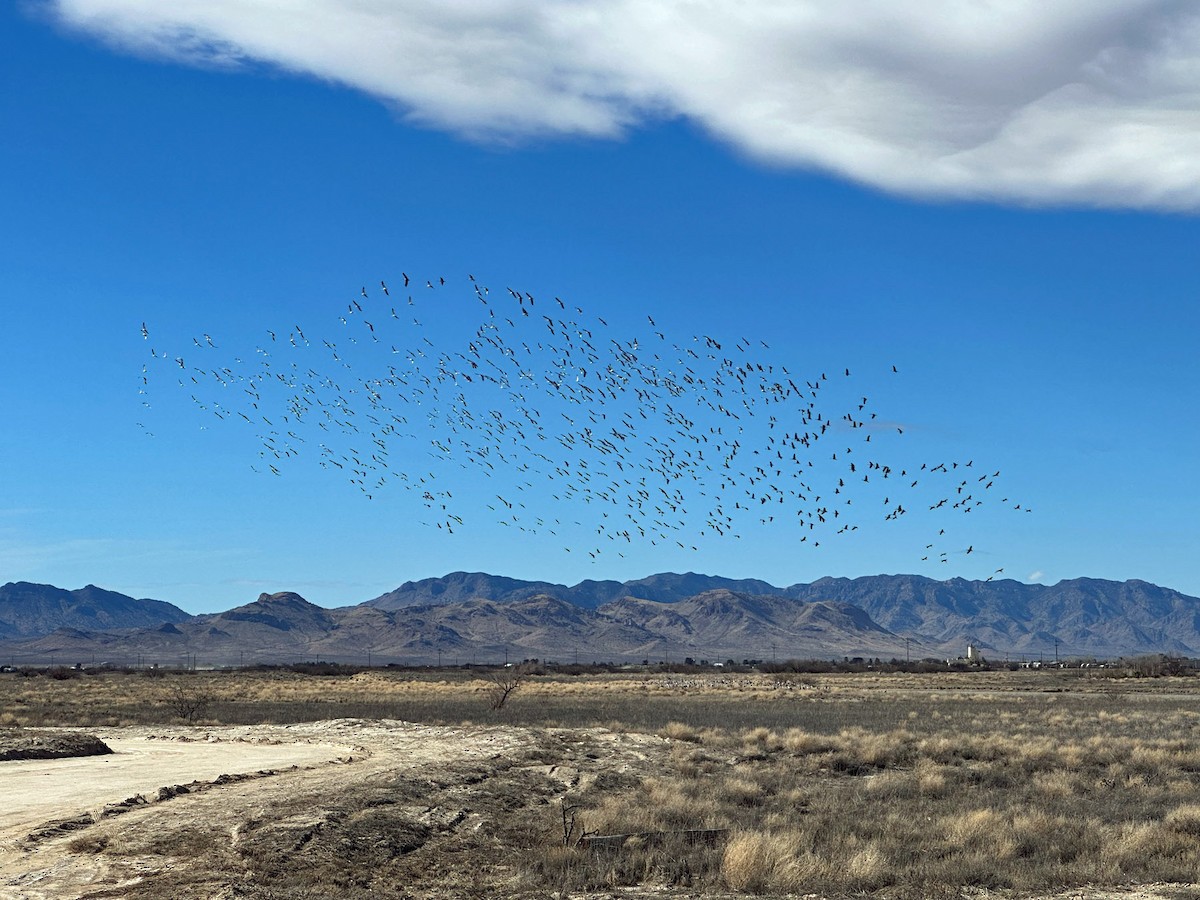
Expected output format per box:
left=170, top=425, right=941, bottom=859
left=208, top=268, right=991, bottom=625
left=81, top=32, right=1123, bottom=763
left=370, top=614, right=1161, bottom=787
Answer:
left=165, top=676, right=213, bottom=722
left=483, top=664, right=530, bottom=710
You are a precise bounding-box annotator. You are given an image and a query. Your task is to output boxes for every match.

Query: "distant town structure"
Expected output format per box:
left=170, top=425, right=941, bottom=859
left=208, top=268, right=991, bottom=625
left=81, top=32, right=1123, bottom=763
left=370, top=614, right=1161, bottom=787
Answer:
left=966, top=644, right=983, bottom=664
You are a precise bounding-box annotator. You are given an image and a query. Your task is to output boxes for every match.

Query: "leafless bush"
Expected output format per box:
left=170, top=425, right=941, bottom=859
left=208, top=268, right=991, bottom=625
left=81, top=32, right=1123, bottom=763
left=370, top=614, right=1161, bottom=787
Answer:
left=482, top=664, right=530, bottom=710
left=165, top=676, right=213, bottom=722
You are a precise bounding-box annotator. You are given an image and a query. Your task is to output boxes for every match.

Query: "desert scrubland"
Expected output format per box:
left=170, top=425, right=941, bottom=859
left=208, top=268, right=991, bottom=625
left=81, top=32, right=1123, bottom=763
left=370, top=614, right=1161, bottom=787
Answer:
left=3, top=666, right=1200, bottom=899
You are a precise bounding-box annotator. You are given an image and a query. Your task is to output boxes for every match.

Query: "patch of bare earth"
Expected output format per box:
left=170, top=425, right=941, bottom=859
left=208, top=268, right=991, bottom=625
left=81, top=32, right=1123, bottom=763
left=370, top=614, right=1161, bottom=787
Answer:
left=0, top=720, right=666, bottom=899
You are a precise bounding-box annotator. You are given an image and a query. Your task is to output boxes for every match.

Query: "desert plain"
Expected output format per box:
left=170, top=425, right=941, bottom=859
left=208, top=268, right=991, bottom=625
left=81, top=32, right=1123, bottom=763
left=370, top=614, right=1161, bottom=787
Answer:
left=3, top=664, right=1200, bottom=899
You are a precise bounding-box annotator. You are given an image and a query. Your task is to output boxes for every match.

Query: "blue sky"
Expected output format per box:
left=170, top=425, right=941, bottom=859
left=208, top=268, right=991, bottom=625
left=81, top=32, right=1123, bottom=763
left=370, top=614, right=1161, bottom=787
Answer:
left=3, top=2, right=1199, bottom=613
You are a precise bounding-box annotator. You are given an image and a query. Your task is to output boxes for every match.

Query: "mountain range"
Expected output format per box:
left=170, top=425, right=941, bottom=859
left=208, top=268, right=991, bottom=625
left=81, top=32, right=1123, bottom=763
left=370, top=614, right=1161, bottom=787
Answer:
left=0, top=582, right=191, bottom=639
left=2, top=572, right=1198, bottom=667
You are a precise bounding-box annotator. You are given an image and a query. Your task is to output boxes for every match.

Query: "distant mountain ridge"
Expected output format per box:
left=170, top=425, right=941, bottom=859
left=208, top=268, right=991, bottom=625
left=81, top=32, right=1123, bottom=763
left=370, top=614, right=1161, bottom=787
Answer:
left=785, top=575, right=1200, bottom=658
left=0, top=582, right=193, bottom=639
left=3, top=587, right=909, bottom=666
left=366, top=570, right=1200, bottom=657
left=4, top=573, right=1200, bottom=664
left=366, top=571, right=791, bottom=610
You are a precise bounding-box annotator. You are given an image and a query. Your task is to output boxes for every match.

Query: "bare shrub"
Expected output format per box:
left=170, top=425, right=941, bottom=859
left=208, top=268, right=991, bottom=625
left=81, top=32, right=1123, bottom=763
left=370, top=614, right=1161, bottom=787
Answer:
left=482, top=664, right=530, bottom=711
left=164, top=676, right=213, bottom=722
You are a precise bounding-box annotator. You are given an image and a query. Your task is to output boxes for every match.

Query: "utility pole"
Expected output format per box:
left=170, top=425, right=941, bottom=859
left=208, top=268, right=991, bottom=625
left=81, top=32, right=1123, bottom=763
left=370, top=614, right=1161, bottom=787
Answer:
left=905, top=637, right=911, bottom=664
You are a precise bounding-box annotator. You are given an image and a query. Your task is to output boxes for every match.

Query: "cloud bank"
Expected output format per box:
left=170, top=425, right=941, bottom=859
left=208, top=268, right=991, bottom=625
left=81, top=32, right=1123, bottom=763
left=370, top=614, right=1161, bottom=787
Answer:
left=46, top=0, right=1200, bottom=209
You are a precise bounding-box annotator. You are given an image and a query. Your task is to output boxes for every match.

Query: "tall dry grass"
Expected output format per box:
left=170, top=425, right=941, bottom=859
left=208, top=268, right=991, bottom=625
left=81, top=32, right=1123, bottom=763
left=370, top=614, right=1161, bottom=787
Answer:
left=519, top=676, right=1200, bottom=895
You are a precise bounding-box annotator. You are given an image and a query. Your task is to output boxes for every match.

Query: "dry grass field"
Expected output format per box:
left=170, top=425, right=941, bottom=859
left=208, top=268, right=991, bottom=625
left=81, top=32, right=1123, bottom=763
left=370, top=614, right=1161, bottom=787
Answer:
left=3, top=665, right=1200, bottom=898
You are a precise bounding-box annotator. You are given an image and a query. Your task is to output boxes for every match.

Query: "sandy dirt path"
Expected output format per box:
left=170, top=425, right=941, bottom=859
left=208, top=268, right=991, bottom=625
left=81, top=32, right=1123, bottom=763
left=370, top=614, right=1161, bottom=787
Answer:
left=0, top=720, right=538, bottom=899
left=1, top=735, right=355, bottom=838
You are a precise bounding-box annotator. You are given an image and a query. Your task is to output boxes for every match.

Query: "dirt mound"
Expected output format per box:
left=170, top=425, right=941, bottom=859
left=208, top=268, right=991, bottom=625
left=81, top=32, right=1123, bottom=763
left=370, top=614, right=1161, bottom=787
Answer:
left=0, top=728, right=112, bottom=761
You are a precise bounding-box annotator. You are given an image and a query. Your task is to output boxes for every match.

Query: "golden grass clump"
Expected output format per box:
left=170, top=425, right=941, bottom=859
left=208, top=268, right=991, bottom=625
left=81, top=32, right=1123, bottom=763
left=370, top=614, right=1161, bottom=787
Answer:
left=780, top=728, right=838, bottom=754
left=740, top=726, right=776, bottom=748
left=1031, top=768, right=1081, bottom=798
left=916, top=759, right=950, bottom=796
left=669, top=742, right=722, bottom=779
left=863, top=767, right=919, bottom=800
left=1164, top=804, right=1200, bottom=835
left=841, top=837, right=889, bottom=889
left=721, top=830, right=818, bottom=892
left=844, top=727, right=914, bottom=768
left=641, top=778, right=721, bottom=830
left=1103, top=822, right=1172, bottom=867
left=718, top=775, right=766, bottom=807
left=943, top=808, right=1007, bottom=849
left=658, top=721, right=701, bottom=743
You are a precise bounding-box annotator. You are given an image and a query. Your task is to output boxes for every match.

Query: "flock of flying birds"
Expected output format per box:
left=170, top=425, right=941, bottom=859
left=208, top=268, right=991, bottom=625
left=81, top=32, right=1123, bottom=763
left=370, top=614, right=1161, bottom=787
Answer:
left=140, top=273, right=1029, bottom=574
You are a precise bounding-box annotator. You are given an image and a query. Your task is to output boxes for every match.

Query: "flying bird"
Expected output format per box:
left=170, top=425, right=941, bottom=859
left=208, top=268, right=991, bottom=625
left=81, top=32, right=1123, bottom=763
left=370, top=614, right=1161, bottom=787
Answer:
left=145, top=270, right=1028, bottom=570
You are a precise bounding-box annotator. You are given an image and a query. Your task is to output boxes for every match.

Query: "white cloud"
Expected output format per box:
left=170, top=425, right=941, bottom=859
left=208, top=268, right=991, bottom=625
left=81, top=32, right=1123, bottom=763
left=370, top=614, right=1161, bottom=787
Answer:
left=44, top=0, right=1200, bottom=209
left=1028, top=570, right=1045, bottom=582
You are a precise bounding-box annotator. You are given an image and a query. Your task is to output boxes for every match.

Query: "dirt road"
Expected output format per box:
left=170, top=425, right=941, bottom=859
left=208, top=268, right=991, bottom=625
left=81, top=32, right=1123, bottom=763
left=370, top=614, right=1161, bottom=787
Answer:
left=2, top=733, right=355, bottom=839
left=0, top=719, right=657, bottom=899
